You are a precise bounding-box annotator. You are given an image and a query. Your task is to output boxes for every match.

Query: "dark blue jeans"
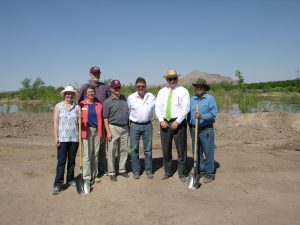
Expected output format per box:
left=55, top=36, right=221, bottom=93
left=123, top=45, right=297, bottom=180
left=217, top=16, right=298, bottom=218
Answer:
left=130, top=122, right=153, bottom=174
left=190, top=126, right=215, bottom=176
left=53, top=142, right=78, bottom=187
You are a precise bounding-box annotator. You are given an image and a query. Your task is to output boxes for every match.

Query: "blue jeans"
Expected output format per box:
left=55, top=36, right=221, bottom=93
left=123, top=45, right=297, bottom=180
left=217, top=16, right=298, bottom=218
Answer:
left=53, top=142, right=78, bottom=187
left=190, top=126, right=215, bottom=176
left=130, top=122, right=153, bottom=174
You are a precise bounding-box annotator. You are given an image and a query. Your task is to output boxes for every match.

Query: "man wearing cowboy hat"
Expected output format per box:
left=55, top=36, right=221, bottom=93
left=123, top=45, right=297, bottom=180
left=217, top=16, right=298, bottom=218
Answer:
left=155, top=70, right=190, bottom=182
left=188, top=78, right=217, bottom=183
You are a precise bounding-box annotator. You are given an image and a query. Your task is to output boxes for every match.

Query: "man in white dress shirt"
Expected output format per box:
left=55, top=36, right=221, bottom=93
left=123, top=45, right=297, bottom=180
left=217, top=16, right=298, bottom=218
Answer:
left=127, top=77, right=156, bottom=179
left=155, top=70, right=190, bottom=182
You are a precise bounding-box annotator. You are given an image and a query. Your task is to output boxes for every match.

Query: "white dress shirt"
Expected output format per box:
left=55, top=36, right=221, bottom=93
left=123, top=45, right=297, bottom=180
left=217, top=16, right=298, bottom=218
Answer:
left=127, top=91, right=156, bottom=123
left=155, top=85, right=190, bottom=124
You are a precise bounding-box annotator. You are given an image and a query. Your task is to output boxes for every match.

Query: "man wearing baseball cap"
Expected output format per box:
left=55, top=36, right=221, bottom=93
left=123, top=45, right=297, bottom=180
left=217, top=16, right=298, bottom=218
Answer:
left=78, top=66, right=110, bottom=181
left=103, top=80, right=130, bottom=181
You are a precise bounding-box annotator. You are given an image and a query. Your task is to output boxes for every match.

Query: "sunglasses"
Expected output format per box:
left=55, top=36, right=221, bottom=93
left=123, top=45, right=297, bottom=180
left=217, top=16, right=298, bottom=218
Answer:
left=65, top=92, right=74, bottom=95
left=136, top=85, right=145, bottom=89
left=167, top=77, right=178, bottom=81
left=113, top=86, right=121, bottom=90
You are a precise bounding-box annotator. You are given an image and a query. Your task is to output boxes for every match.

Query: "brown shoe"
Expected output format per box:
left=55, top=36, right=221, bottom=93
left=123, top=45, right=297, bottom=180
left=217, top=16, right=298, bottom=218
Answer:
left=119, top=172, right=129, bottom=178
left=203, top=175, right=215, bottom=183
left=110, top=175, right=117, bottom=182
left=179, top=176, right=186, bottom=182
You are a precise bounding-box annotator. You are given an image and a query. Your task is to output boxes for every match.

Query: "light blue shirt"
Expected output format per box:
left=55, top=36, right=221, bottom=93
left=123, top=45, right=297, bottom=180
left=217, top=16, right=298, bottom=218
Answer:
left=188, top=93, right=217, bottom=127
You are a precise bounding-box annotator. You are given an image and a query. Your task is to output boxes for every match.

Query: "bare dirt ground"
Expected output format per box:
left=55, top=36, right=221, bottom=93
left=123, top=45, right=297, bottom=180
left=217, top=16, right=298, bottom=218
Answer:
left=0, top=112, right=300, bottom=225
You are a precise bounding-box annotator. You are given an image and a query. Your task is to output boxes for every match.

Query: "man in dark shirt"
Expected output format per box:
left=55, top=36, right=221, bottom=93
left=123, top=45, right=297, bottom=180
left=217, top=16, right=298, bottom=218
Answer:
left=103, top=80, right=130, bottom=182
left=78, top=66, right=110, bottom=178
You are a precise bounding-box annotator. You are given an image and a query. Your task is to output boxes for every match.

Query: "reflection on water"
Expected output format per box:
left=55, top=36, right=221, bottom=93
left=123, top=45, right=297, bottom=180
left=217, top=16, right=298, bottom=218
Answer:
left=0, top=102, right=53, bottom=113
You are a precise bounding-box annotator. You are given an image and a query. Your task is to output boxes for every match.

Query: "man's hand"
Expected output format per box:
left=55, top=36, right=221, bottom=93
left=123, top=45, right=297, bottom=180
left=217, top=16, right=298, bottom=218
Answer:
left=106, top=132, right=112, bottom=142
left=171, top=121, right=179, bottom=130
left=195, top=112, right=202, bottom=119
left=160, top=121, right=168, bottom=129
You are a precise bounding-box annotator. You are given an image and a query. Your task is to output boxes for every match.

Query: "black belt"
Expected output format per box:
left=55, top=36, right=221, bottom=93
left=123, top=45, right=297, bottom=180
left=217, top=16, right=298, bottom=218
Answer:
left=110, top=123, right=128, bottom=127
left=130, top=120, right=151, bottom=125
left=88, top=124, right=97, bottom=128
left=164, top=118, right=177, bottom=122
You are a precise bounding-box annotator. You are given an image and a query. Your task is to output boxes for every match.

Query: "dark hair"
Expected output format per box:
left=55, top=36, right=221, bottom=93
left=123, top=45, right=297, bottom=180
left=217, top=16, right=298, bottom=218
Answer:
left=135, top=77, right=146, bottom=85
left=86, top=84, right=96, bottom=91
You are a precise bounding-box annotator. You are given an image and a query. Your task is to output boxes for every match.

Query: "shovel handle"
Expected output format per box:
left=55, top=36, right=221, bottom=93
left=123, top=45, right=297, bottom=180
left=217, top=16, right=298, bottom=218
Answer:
left=193, top=105, right=199, bottom=162
left=78, top=114, right=83, bottom=168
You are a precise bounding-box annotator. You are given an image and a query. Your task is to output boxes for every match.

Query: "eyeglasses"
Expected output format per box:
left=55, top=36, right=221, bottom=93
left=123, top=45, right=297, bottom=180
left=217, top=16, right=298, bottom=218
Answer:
left=167, top=77, right=178, bottom=82
left=114, top=86, right=121, bottom=90
left=136, top=85, right=145, bottom=89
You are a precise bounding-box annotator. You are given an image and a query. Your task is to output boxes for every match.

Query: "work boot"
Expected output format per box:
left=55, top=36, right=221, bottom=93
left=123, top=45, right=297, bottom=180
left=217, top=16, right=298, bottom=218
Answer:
left=110, top=175, right=117, bottom=182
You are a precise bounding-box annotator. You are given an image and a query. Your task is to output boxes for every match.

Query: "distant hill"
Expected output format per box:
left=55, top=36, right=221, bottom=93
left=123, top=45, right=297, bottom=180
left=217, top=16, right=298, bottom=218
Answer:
left=177, top=70, right=235, bottom=86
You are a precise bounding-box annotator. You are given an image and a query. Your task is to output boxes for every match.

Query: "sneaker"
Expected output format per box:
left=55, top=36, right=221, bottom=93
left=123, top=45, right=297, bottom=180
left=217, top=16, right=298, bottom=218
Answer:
left=110, top=175, right=117, bottom=182
left=52, top=186, right=61, bottom=195
left=204, top=175, right=215, bottom=183
left=119, top=172, right=129, bottom=178
left=179, top=176, right=186, bottom=182
left=133, top=173, right=140, bottom=179
left=67, top=180, right=76, bottom=187
left=146, top=172, right=154, bottom=179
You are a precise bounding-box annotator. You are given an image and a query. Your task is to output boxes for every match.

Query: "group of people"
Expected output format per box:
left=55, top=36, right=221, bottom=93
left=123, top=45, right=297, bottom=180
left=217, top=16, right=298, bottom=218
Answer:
left=52, top=67, right=218, bottom=195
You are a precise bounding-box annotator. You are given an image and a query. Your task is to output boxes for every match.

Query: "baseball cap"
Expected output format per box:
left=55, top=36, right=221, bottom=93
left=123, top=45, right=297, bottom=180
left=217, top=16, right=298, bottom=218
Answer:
left=90, top=66, right=101, bottom=75
left=110, top=80, right=121, bottom=88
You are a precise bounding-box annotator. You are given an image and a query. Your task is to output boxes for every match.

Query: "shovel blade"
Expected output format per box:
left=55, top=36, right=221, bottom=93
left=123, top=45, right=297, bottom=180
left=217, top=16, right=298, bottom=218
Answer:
left=187, top=172, right=201, bottom=189
left=76, top=178, right=85, bottom=194
left=83, top=180, right=90, bottom=194
left=76, top=171, right=90, bottom=195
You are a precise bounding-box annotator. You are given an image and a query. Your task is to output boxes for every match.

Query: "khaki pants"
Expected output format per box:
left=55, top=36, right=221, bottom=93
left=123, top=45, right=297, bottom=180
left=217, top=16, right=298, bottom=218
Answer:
left=82, top=127, right=100, bottom=180
left=107, top=124, right=129, bottom=175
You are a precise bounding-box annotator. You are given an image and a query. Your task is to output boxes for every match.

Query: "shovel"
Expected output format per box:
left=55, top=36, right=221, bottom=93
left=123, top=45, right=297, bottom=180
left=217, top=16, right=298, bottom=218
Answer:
left=76, top=115, right=90, bottom=194
left=187, top=105, right=201, bottom=189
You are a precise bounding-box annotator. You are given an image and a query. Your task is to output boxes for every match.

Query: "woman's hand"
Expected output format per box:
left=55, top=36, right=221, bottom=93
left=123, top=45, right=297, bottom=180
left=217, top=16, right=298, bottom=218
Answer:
left=55, top=137, right=60, bottom=148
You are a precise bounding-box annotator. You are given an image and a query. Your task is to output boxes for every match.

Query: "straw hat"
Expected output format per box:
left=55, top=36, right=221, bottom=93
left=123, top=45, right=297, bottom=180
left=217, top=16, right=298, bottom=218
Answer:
left=192, top=78, right=210, bottom=91
left=60, top=86, right=79, bottom=98
left=163, top=70, right=181, bottom=78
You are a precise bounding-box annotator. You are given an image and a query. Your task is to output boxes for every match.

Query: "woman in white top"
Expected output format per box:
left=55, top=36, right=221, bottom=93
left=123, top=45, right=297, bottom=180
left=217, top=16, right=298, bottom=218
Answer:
left=53, top=86, right=80, bottom=195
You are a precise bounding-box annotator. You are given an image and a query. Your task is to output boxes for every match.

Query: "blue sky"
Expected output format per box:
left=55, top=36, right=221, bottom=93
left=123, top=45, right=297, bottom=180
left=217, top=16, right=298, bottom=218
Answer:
left=1, top=0, right=299, bottom=91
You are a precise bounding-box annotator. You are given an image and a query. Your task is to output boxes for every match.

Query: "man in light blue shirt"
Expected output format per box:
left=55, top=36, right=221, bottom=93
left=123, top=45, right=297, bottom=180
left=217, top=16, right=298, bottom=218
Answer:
left=188, top=78, right=217, bottom=183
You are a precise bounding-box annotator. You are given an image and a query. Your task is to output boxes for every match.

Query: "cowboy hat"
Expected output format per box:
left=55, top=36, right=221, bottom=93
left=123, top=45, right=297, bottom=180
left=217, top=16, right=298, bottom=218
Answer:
left=192, top=78, right=211, bottom=91
left=60, top=85, right=79, bottom=98
left=163, top=70, right=181, bottom=78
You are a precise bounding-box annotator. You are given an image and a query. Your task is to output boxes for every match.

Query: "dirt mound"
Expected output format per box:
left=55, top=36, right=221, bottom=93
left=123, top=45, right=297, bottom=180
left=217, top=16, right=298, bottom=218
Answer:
left=1, top=112, right=299, bottom=148
left=0, top=112, right=53, bottom=137
left=215, top=112, right=300, bottom=143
